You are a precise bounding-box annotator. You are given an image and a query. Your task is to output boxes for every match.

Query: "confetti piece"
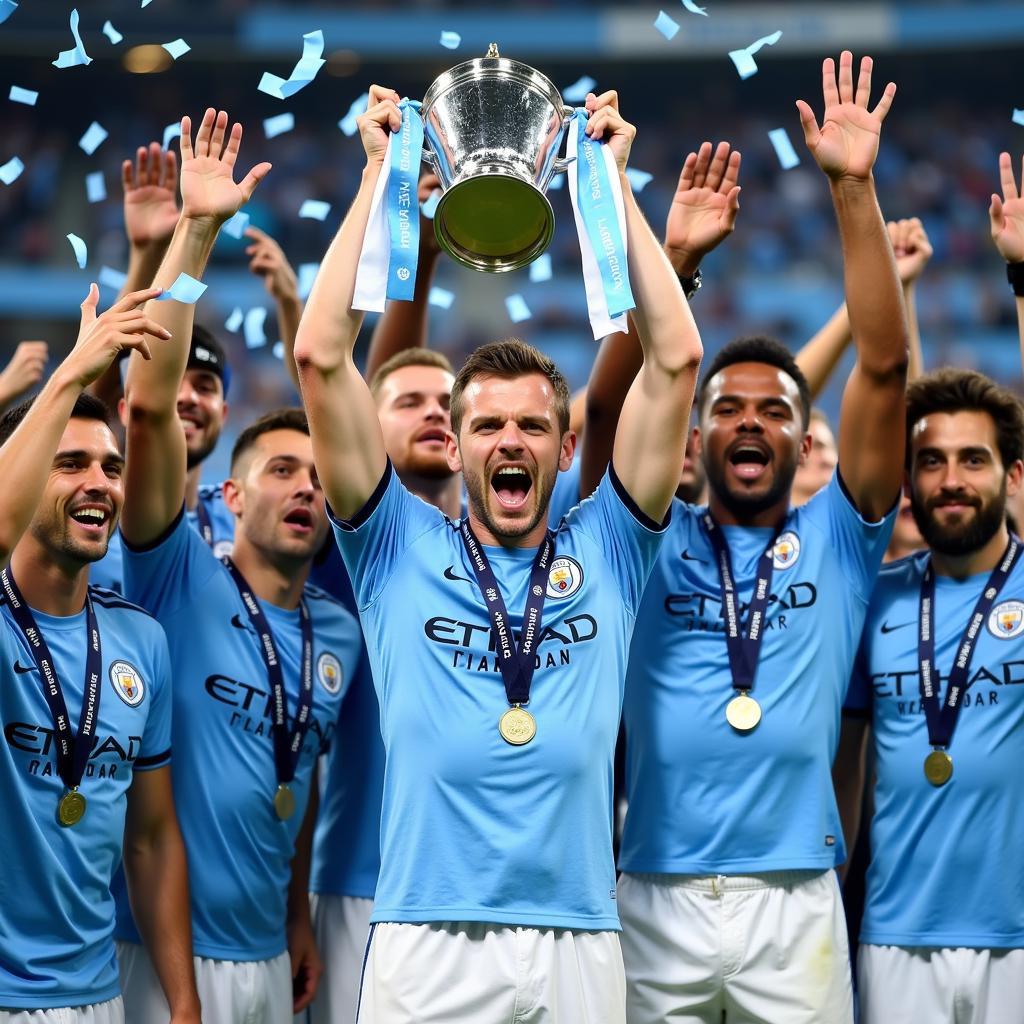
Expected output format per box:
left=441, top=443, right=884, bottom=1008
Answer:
left=563, top=76, right=596, bottom=103
left=272, top=341, right=285, bottom=359
left=529, top=253, right=552, bottom=283
left=224, top=307, right=243, bottom=333
left=1014, top=109, right=1024, bottom=128
left=263, top=112, right=294, bottom=139
left=141, top=0, right=154, bottom=7
left=299, top=199, right=331, bottom=221
left=9, top=86, right=38, bottom=106
left=428, top=286, right=454, bottom=309
left=222, top=211, right=250, bottom=239
left=102, top=20, right=123, bottom=45
left=78, top=122, right=108, bottom=156
left=162, top=121, right=181, bottom=152
left=258, top=29, right=325, bottom=100
left=767, top=127, right=800, bottom=170
left=162, top=38, right=190, bottom=61
left=0, top=0, right=17, bottom=26
left=67, top=233, right=88, bottom=269
left=654, top=11, right=680, bottom=40
left=85, top=171, right=106, bottom=203
left=157, top=272, right=207, bottom=304
left=338, top=92, right=368, bottom=137
left=440, top=30, right=461, bottom=50
left=728, top=30, right=782, bottom=80
left=681, top=0, right=708, bottom=15
left=53, top=9, right=92, bottom=68
left=625, top=168, right=654, bottom=191
left=297, top=263, right=319, bottom=299
left=244, top=308, right=267, bottom=348
left=548, top=172, right=565, bottom=191
left=0, top=156, right=24, bottom=185
left=505, top=294, right=531, bottom=323
left=421, top=189, right=441, bottom=220
left=99, top=266, right=127, bottom=290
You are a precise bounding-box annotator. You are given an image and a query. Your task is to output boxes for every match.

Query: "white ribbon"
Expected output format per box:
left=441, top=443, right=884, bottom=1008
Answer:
left=353, top=132, right=396, bottom=314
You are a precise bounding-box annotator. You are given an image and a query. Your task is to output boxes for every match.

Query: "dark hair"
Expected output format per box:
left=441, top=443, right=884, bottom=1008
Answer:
left=906, top=368, right=1024, bottom=470
left=0, top=392, right=111, bottom=447
left=230, top=407, right=309, bottom=471
left=369, top=348, right=454, bottom=398
left=449, top=339, right=570, bottom=436
left=697, top=335, right=811, bottom=428
left=188, top=323, right=231, bottom=395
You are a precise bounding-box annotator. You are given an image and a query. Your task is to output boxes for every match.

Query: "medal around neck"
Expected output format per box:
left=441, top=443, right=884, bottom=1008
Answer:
left=273, top=783, right=296, bottom=821
left=58, top=789, right=87, bottom=827
left=499, top=705, right=537, bottom=746
left=924, top=749, right=953, bottom=787
left=725, top=692, right=762, bottom=733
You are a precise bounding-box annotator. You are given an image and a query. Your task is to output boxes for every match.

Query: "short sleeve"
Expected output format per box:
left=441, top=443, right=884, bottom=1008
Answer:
left=135, top=625, right=173, bottom=770
left=843, top=644, right=873, bottom=716
left=564, top=466, right=669, bottom=616
left=121, top=509, right=221, bottom=617
left=329, top=460, right=444, bottom=610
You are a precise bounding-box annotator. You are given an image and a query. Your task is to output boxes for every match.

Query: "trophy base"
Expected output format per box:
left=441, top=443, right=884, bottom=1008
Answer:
left=434, top=172, right=554, bottom=273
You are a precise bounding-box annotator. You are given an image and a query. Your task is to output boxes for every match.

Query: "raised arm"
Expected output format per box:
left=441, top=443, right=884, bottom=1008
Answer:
left=797, top=51, right=908, bottom=521
left=293, top=87, right=400, bottom=519
left=122, top=108, right=270, bottom=548
left=0, top=341, right=48, bottom=412
left=582, top=93, right=703, bottom=522
left=990, top=151, right=1024, bottom=365
left=0, top=286, right=164, bottom=564
left=582, top=140, right=739, bottom=500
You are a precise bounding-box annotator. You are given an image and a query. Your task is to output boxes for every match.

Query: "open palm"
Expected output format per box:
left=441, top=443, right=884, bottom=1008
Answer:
left=990, top=152, right=1024, bottom=264
left=796, top=52, right=895, bottom=181
left=123, top=143, right=179, bottom=246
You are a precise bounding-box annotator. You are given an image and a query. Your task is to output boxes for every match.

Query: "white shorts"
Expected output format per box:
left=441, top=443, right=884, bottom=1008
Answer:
left=858, top=943, right=1024, bottom=1024
left=619, top=869, right=853, bottom=1024
left=0, top=1000, right=123, bottom=1024
left=357, top=921, right=625, bottom=1024
left=303, top=894, right=374, bottom=1024
left=117, top=941, right=291, bottom=1024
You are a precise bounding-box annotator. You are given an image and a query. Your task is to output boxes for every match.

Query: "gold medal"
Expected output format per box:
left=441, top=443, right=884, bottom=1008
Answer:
left=924, top=749, right=953, bottom=787
left=273, top=784, right=296, bottom=821
left=725, top=693, right=762, bottom=732
left=499, top=706, right=536, bottom=746
left=57, top=789, right=87, bottom=827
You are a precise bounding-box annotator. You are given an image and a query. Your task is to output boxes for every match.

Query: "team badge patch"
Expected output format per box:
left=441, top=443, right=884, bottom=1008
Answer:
left=987, top=600, right=1024, bottom=640
left=213, top=540, right=234, bottom=560
left=547, top=556, right=584, bottom=599
left=317, top=652, right=343, bottom=694
left=109, top=661, right=145, bottom=706
left=772, top=531, right=801, bottom=570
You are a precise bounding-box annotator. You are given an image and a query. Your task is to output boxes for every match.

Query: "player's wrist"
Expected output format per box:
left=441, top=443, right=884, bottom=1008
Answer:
left=1006, top=260, right=1024, bottom=297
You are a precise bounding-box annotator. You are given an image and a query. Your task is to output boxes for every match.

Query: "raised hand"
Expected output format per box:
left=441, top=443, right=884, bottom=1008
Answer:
left=990, top=152, right=1024, bottom=264
left=244, top=226, right=299, bottom=302
left=888, top=217, right=932, bottom=285
left=122, top=143, right=179, bottom=248
left=0, top=341, right=48, bottom=404
left=584, top=90, right=636, bottom=174
left=179, top=108, right=272, bottom=225
left=357, top=86, right=402, bottom=166
left=664, top=141, right=741, bottom=276
left=796, top=51, right=896, bottom=181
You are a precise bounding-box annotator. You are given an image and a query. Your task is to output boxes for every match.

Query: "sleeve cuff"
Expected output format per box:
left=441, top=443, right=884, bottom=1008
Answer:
left=134, top=748, right=172, bottom=770
left=835, top=470, right=899, bottom=526
left=609, top=463, right=672, bottom=533
left=328, top=460, right=393, bottom=533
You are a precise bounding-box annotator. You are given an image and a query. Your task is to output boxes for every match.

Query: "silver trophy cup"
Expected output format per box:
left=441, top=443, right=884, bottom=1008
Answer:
left=422, top=43, right=573, bottom=273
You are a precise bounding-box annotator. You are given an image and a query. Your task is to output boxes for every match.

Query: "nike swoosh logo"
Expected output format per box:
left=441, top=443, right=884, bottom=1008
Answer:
left=13, top=660, right=35, bottom=675
left=444, top=566, right=473, bottom=584
left=880, top=620, right=912, bottom=634
left=230, top=614, right=247, bottom=630
left=680, top=549, right=708, bottom=565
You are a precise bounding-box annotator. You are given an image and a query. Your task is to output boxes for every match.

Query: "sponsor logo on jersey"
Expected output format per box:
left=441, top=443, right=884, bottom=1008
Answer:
left=109, top=660, right=145, bottom=706
left=988, top=600, right=1024, bottom=640
left=317, top=652, right=343, bottom=694
left=772, top=531, right=800, bottom=570
left=547, top=556, right=584, bottom=599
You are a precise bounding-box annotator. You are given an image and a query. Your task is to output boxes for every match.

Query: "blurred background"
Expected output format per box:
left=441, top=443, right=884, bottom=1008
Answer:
left=1, top=0, right=1022, bottom=480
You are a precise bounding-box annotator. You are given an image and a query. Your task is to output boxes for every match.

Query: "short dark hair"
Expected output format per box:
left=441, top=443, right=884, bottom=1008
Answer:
left=697, top=335, right=811, bottom=428
left=450, top=339, right=570, bottom=437
left=906, top=368, right=1024, bottom=470
left=0, top=392, right=111, bottom=447
left=230, top=407, right=309, bottom=472
left=369, top=348, right=454, bottom=399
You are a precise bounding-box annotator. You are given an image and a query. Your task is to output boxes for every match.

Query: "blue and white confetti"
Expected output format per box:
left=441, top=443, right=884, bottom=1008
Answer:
left=505, top=294, right=532, bottom=323
left=299, top=199, right=331, bottom=221
left=428, top=286, right=454, bottom=309
left=563, top=76, right=596, bottom=103
left=338, top=93, right=368, bottom=137
left=767, top=127, right=800, bottom=170
left=1013, top=109, right=1024, bottom=128
left=244, top=308, right=267, bottom=348
left=440, top=31, right=461, bottom=50
left=224, top=307, right=243, bottom=333
left=421, top=189, right=441, bottom=220
left=0, top=156, right=24, bottom=185
left=0, top=0, right=17, bottom=26
left=258, top=29, right=325, bottom=100
left=297, top=263, right=319, bottom=299
left=162, top=121, right=181, bottom=152
left=548, top=172, right=565, bottom=191
left=102, top=20, right=123, bottom=45
left=141, top=0, right=155, bottom=8
left=529, top=253, right=553, bottom=283
left=85, top=171, right=106, bottom=203
left=53, top=9, right=92, bottom=69
left=272, top=342, right=285, bottom=360
left=263, top=112, right=294, bottom=139
left=221, top=211, right=250, bottom=239
left=681, top=0, right=708, bottom=15
left=9, top=86, right=38, bottom=106
left=162, top=38, right=190, bottom=61
left=654, top=11, right=680, bottom=41
left=78, top=122, right=108, bottom=156
left=625, top=168, right=654, bottom=191
left=157, top=272, right=207, bottom=304
left=99, top=266, right=127, bottom=290
left=728, top=30, right=782, bottom=80
left=67, top=233, right=88, bottom=269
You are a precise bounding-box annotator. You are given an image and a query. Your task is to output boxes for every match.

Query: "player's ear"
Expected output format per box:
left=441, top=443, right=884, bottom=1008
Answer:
left=222, top=477, right=243, bottom=517
left=559, top=430, right=576, bottom=473
left=446, top=430, right=462, bottom=473
left=1007, top=459, right=1024, bottom=498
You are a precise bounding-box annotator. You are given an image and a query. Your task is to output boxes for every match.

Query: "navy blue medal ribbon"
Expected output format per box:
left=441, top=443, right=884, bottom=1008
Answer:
left=193, top=496, right=213, bottom=548
left=221, top=557, right=314, bottom=819
left=1, top=568, right=101, bottom=826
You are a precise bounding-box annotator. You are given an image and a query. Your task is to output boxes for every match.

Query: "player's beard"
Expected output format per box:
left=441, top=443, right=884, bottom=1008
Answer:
left=186, top=424, right=222, bottom=471
left=463, top=458, right=559, bottom=542
left=397, top=443, right=454, bottom=481
left=704, top=444, right=799, bottom=518
left=912, top=479, right=1007, bottom=557
left=32, top=508, right=114, bottom=566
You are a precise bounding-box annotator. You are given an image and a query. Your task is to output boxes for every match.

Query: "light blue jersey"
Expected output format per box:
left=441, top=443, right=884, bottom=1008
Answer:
left=332, top=461, right=666, bottom=931
left=0, top=588, right=171, bottom=1009
left=847, top=549, right=1024, bottom=948
left=620, top=474, right=895, bottom=875
left=113, top=512, right=362, bottom=960
left=90, top=485, right=235, bottom=594
left=549, top=458, right=583, bottom=525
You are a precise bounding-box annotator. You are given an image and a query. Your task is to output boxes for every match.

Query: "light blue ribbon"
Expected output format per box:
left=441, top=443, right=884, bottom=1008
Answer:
left=572, top=110, right=635, bottom=318
left=386, top=99, right=424, bottom=302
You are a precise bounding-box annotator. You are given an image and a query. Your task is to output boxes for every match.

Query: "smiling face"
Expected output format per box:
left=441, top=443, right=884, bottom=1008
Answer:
left=698, top=361, right=811, bottom=518
left=909, top=409, right=1022, bottom=556
left=447, top=372, right=574, bottom=545
left=376, top=363, right=456, bottom=480
left=177, top=367, right=228, bottom=471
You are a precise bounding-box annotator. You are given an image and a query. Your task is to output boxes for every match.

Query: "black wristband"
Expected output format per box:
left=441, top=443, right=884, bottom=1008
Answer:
left=1008, top=261, right=1024, bottom=298
left=679, top=267, right=702, bottom=301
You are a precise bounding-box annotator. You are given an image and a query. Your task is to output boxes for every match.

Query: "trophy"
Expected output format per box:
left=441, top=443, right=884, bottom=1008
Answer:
left=421, top=44, right=574, bottom=273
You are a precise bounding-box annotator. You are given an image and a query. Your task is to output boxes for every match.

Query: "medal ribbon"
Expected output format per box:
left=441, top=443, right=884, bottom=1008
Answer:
left=458, top=521, right=554, bottom=707
left=1, top=568, right=102, bottom=793
left=193, top=496, right=213, bottom=548
left=702, top=514, right=784, bottom=696
left=221, top=558, right=314, bottom=786
left=918, top=535, right=1021, bottom=749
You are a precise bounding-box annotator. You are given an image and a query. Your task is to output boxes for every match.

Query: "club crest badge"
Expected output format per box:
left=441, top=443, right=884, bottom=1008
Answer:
left=987, top=600, right=1024, bottom=640
left=317, top=652, right=343, bottom=694
left=772, top=531, right=801, bottom=571
left=109, top=661, right=145, bottom=706
left=546, top=556, right=584, bottom=599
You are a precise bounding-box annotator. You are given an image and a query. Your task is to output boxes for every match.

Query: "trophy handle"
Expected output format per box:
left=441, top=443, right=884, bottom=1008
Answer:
left=552, top=105, right=576, bottom=175
left=422, top=147, right=438, bottom=170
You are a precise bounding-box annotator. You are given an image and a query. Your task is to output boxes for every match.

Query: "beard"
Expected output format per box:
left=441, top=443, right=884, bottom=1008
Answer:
left=185, top=427, right=221, bottom=471
left=462, top=458, right=559, bottom=542
left=398, top=445, right=456, bottom=481
left=912, top=480, right=1007, bottom=557
left=704, top=447, right=800, bottom=518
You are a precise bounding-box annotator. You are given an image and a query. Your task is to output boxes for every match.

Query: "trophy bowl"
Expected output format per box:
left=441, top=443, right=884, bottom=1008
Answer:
left=422, top=44, right=574, bottom=273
